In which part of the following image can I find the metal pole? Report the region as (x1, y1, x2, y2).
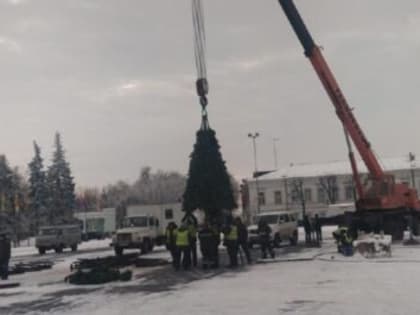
(248, 133, 260, 214)
(273, 138, 279, 170)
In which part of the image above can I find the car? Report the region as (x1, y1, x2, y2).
(35, 224, 82, 254)
(247, 211, 298, 248)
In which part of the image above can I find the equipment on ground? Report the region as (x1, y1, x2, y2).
(277, 0, 420, 240)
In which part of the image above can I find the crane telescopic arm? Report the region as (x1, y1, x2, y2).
(277, 0, 384, 186)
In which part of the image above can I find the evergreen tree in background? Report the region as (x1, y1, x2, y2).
(46, 132, 76, 224)
(0, 155, 15, 214)
(28, 141, 48, 232)
(182, 123, 237, 224)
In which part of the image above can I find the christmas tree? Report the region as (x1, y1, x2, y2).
(183, 117, 237, 223)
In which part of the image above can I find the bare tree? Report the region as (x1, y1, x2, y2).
(318, 175, 339, 204)
(291, 178, 306, 217)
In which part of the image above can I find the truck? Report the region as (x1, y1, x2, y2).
(111, 214, 166, 256)
(277, 0, 420, 240)
(35, 224, 82, 254)
(74, 208, 116, 241)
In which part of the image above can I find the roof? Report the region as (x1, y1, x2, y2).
(256, 211, 298, 216)
(256, 156, 417, 180)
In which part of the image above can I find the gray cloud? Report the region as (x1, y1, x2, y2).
(0, 0, 419, 187)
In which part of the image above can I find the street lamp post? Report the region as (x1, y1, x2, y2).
(248, 132, 260, 214)
(273, 138, 279, 170)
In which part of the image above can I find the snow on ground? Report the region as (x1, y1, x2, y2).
(3, 227, 420, 314)
(12, 238, 113, 259)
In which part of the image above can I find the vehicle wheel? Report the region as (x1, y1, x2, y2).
(290, 230, 298, 246)
(38, 247, 46, 255)
(114, 246, 123, 256)
(55, 246, 63, 253)
(273, 234, 281, 248)
(149, 241, 154, 252)
(71, 244, 78, 252)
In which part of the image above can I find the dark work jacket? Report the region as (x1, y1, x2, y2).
(237, 223, 248, 243)
(198, 227, 213, 250)
(258, 225, 272, 241)
(0, 239, 11, 263)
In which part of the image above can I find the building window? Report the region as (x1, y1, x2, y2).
(345, 186, 354, 200)
(274, 191, 282, 205)
(258, 192, 266, 206)
(304, 188, 312, 202)
(165, 208, 173, 220)
(317, 188, 326, 203)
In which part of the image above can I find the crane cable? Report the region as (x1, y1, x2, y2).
(192, 0, 209, 128)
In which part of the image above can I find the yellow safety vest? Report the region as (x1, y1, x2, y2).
(225, 226, 238, 241)
(176, 229, 190, 246)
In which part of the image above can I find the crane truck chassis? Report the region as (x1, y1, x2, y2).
(277, 0, 420, 240)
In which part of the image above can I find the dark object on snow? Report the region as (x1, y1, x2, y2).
(66, 266, 132, 285)
(0, 282, 20, 289)
(9, 260, 53, 275)
(70, 253, 138, 271)
(67, 254, 169, 285)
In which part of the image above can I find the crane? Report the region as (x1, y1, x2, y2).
(277, 0, 420, 239)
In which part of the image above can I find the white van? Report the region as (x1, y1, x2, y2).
(247, 211, 298, 248)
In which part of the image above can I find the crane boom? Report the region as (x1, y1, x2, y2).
(277, 0, 420, 240)
(278, 0, 384, 180)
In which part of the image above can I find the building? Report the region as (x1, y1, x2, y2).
(244, 156, 420, 221)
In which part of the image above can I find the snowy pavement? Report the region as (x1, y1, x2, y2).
(2, 229, 420, 314)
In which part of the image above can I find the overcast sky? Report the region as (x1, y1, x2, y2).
(0, 0, 419, 188)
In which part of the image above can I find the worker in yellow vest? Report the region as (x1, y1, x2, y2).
(224, 219, 239, 268)
(185, 215, 198, 268)
(174, 222, 191, 270)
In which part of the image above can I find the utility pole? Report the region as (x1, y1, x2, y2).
(248, 132, 260, 214)
(272, 138, 279, 170)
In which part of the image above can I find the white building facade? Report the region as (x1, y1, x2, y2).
(244, 157, 420, 221)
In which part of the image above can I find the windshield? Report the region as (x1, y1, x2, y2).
(256, 215, 279, 225)
(123, 217, 148, 228)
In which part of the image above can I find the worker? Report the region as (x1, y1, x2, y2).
(174, 223, 191, 270)
(198, 221, 213, 269)
(165, 222, 178, 269)
(333, 226, 353, 256)
(258, 220, 275, 259)
(303, 215, 312, 244)
(209, 223, 220, 269)
(185, 216, 198, 268)
(313, 214, 322, 244)
(235, 217, 252, 264)
(223, 219, 239, 268)
(0, 233, 11, 280)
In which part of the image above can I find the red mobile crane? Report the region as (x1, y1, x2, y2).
(277, 0, 420, 239)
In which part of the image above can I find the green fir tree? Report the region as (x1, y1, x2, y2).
(46, 132, 76, 224)
(28, 141, 49, 232)
(182, 120, 237, 223)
